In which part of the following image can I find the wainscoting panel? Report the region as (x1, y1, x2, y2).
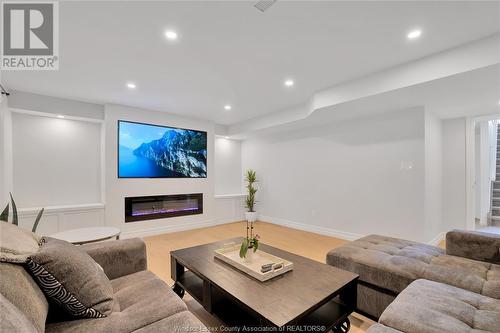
(17, 203, 105, 237)
(18, 214, 59, 236)
(214, 194, 246, 224)
(61, 210, 105, 230)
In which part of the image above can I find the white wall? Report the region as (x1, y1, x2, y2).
(0, 98, 3, 204)
(8, 90, 104, 120)
(242, 109, 428, 242)
(0, 92, 8, 205)
(1, 103, 13, 207)
(11, 112, 102, 207)
(442, 117, 468, 232)
(104, 104, 218, 237)
(424, 111, 443, 242)
(214, 137, 245, 223)
(214, 195, 246, 224)
(215, 137, 243, 194)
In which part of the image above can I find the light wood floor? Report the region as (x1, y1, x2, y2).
(144, 221, 376, 332)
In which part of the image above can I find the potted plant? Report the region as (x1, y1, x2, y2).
(1, 193, 44, 232)
(239, 233, 259, 261)
(240, 170, 259, 260)
(244, 169, 258, 223)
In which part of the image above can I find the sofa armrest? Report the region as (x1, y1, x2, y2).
(446, 230, 500, 265)
(80, 238, 147, 280)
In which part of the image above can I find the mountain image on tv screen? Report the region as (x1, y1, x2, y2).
(118, 120, 207, 178)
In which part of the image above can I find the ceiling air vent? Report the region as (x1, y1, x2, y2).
(254, 0, 277, 13)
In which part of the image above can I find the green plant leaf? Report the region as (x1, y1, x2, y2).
(239, 238, 249, 258)
(244, 170, 258, 212)
(245, 195, 255, 212)
(245, 169, 257, 184)
(10, 193, 18, 226)
(32, 208, 44, 233)
(253, 239, 259, 252)
(0, 203, 9, 222)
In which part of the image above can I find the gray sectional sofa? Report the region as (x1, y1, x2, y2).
(327, 229, 500, 333)
(0, 238, 207, 333)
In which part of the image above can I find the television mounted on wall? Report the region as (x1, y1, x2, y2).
(118, 120, 207, 178)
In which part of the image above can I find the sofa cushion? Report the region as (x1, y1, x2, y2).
(0, 222, 42, 263)
(326, 234, 500, 299)
(446, 230, 500, 265)
(357, 281, 397, 319)
(25, 237, 114, 319)
(0, 294, 37, 333)
(366, 324, 404, 333)
(45, 270, 190, 333)
(0, 262, 48, 333)
(424, 254, 500, 299)
(379, 279, 500, 333)
(80, 238, 147, 280)
(131, 311, 206, 333)
(111, 270, 186, 315)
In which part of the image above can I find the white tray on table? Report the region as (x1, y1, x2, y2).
(214, 243, 293, 282)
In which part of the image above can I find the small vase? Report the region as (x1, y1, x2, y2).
(245, 211, 258, 223)
(244, 247, 255, 263)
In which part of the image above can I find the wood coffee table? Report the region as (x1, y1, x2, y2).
(170, 238, 358, 332)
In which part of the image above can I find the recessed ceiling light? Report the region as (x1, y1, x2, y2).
(224, 136, 230, 139)
(56, 115, 65, 119)
(165, 30, 178, 41)
(407, 29, 422, 40)
(224, 105, 232, 111)
(284, 79, 294, 87)
(126, 82, 136, 89)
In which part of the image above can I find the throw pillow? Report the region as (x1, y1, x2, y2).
(0, 222, 42, 263)
(25, 237, 114, 319)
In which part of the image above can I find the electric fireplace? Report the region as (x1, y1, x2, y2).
(125, 193, 203, 222)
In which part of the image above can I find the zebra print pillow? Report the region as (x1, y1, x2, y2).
(24, 237, 114, 319)
(25, 259, 105, 318)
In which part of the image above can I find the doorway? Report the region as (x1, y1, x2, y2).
(472, 118, 500, 233)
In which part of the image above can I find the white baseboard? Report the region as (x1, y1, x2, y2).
(428, 231, 446, 246)
(259, 215, 364, 241)
(215, 217, 245, 224)
(120, 213, 447, 246)
(120, 218, 232, 239)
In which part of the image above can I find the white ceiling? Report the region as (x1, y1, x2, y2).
(3, 1, 500, 125)
(230, 64, 500, 138)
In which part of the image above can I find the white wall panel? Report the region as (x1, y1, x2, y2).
(215, 137, 243, 194)
(12, 112, 102, 207)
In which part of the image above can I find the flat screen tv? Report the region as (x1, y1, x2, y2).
(118, 120, 207, 178)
